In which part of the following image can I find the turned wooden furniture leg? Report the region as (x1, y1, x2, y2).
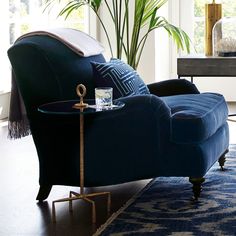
(189, 177, 205, 200)
(36, 185, 52, 201)
(218, 149, 228, 171)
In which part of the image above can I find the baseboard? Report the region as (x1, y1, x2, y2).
(0, 91, 10, 120)
(227, 102, 236, 115)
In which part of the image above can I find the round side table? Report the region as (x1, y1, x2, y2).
(38, 99, 124, 223)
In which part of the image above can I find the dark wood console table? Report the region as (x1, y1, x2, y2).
(177, 55, 236, 82)
(177, 55, 236, 117)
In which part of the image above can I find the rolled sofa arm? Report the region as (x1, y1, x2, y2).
(91, 94, 171, 122)
(83, 94, 172, 185)
(147, 79, 200, 97)
(86, 94, 171, 147)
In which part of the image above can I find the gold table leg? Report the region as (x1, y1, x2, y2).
(52, 112, 111, 223)
(52, 191, 111, 223)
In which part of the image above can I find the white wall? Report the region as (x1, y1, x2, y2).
(155, 1, 170, 82)
(138, 33, 156, 84)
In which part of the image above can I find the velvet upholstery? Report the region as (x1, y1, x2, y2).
(147, 79, 200, 96)
(8, 34, 229, 200)
(162, 93, 228, 143)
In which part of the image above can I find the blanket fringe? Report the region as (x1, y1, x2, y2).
(8, 117, 31, 139)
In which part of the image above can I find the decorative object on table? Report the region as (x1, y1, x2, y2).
(94, 145, 236, 236)
(213, 17, 236, 56)
(95, 87, 113, 109)
(45, 0, 190, 69)
(91, 58, 150, 99)
(73, 84, 88, 109)
(205, 0, 222, 56)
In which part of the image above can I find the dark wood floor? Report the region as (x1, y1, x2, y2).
(0, 123, 150, 236)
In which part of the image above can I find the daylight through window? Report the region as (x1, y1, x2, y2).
(1, 0, 88, 92)
(194, 0, 236, 54)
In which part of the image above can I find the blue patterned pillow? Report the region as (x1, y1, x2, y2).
(91, 58, 150, 99)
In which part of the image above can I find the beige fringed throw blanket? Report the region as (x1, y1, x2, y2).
(8, 28, 104, 139)
(8, 70, 31, 139)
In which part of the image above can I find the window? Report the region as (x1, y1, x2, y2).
(194, 0, 236, 54)
(1, 0, 89, 92)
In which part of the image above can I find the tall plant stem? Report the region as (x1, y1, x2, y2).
(94, 10, 114, 57)
(136, 33, 149, 68)
(104, 0, 115, 21)
(112, 0, 121, 58)
(118, 0, 123, 58)
(124, 0, 130, 61)
(136, 24, 165, 67)
(130, 0, 146, 68)
(104, 0, 123, 58)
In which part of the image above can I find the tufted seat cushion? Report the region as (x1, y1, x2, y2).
(161, 93, 228, 144)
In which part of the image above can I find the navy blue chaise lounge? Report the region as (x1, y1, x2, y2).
(7, 30, 229, 201)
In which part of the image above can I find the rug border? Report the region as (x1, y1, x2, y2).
(93, 179, 155, 236)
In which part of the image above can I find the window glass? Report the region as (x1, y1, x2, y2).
(1, 0, 88, 92)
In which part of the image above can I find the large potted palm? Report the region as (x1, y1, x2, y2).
(45, 0, 190, 69)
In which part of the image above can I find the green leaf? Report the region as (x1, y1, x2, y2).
(58, 2, 83, 19)
(91, 0, 103, 12)
(141, 0, 167, 26)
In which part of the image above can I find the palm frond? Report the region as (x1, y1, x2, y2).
(164, 23, 191, 52)
(43, 0, 58, 13)
(141, 0, 167, 26)
(44, 0, 191, 69)
(58, 1, 84, 19)
(90, 0, 103, 12)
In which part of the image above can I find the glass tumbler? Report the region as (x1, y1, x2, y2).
(95, 87, 113, 109)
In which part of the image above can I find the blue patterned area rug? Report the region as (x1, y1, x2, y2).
(94, 144, 236, 236)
